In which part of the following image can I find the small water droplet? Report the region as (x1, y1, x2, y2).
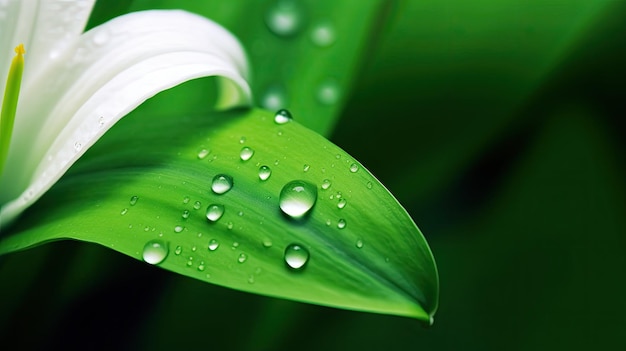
(208, 239, 219, 251)
(193, 201, 202, 210)
(284, 244, 309, 270)
(303, 164, 310, 172)
(325, 219, 331, 226)
(349, 163, 359, 173)
(321, 179, 331, 190)
(248, 275, 255, 284)
(120, 208, 128, 215)
(144, 226, 150, 232)
(337, 219, 346, 229)
(310, 21, 336, 47)
(129, 196, 139, 206)
(174, 246, 182, 255)
(183, 196, 190, 204)
(197, 261, 206, 271)
(238, 210, 244, 217)
(186, 257, 194, 267)
(240, 146, 254, 161)
(279, 180, 318, 219)
(197, 148, 210, 159)
(366, 181, 373, 189)
(262, 239, 273, 248)
(205, 204, 225, 222)
(258, 165, 272, 181)
(142, 240, 168, 265)
(239, 136, 247, 144)
(227, 221, 234, 230)
(211, 174, 233, 194)
(337, 198, 347, 209)
(274, 109, 293, 124)
(73, 141, 82, 152)
(317, 79, 340, 105)
(181, 210, 190, 219)
(265, 1, 303, 37)
(191, 246, 197, 252)
(174, 225, 184, 233)
(356, 238, 364, 249)
(232, 241, 240, 249)
(238, 252, 248, 263)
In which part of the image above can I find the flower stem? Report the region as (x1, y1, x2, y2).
(0, 44, 25, 176)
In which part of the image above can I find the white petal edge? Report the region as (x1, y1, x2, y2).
(0, 0, 95, 99)
(0, 10, 251, 226)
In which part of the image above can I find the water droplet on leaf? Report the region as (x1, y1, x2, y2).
(238, 252, 248, 263)
(142, 240, 168, 265)
(279, 180, 318, 218)
(337, 219, 346, 229)
(321, 179, 331, 190)
(274, 109, 293, 124)
(337, 198, 347, 209)
(258, 165, 272, 181)
(208, 239, 219, 251)
(197, 148, 210, 159)
(129, 196, 138, 206)
(284, 244, 309, 270)
(206, 204, 225, 222)
(349, 163, 359, 173)
(240, 146, 254, 161)
(212, 174, 233, 194)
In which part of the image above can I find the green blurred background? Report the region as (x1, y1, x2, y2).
(1, 0, 624, 349)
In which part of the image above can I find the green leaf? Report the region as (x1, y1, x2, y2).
(0, 96, 438, 321)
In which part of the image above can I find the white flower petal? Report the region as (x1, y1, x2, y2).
(0, 10, 251, 225)
(1, 0, 95, 97)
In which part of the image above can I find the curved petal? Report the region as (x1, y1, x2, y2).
(0, 10, 251, 225)
(0, 0, 95, 97)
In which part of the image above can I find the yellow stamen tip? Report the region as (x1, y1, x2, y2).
(14, 44, 25, 56)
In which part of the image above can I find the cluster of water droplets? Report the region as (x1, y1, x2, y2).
(138, 108, 376, 281)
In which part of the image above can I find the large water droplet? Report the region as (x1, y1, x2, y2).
(265, 1, 303, 37)
(240, 146, 254, 161)
(142, 240, 168, 265)
(206, 204, 225, 222)
(274, 109, 292, 124)
(212, 174, 233, 194)
(310, 21, 336, 47)
(129, 195, 138, 206)
(284, 244, 309, 270)
(279, 180, 318, 218)
(258, 165, 272, 181)
(208, 239, 219, 251)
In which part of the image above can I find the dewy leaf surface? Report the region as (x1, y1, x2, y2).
(0, 105, 438, 321)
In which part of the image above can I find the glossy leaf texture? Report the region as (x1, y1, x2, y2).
(0, 101, 438, 321)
